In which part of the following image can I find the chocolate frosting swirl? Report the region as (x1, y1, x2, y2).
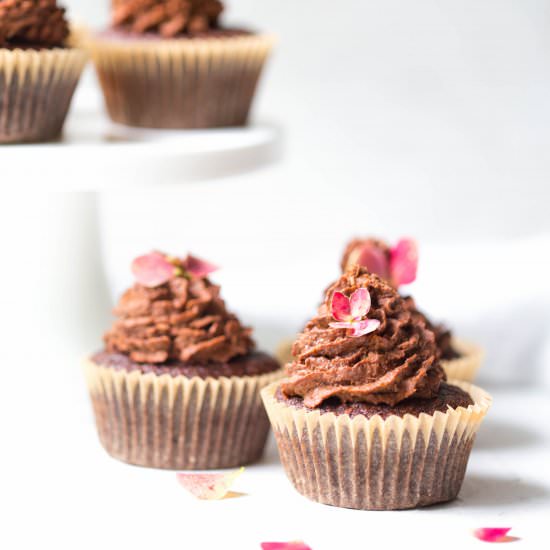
(0, 0, 69, 48)
(104, 275, 254, 364)
(281, 267, 445, 408)
(112, 0, 224, 38)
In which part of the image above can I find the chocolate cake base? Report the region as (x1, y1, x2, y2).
(92, 350, 280, 379)
(277, 382, 473, 419)
(98, 27, 252, 42)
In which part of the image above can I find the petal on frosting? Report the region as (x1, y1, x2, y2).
(184, 254, 219, 278)
(473, 528, 512, 543)
(349, 288, 371, 319)
(176, 468, 244, 500)
(354, 243, 390, 278)
(351, 318, 380, 337)
(261, 543, 312, 550)
(331, 291, 352, 321)
(390, 238, 418, 286)
(131, 251, 175, 287)
(329, 321, 353, 330)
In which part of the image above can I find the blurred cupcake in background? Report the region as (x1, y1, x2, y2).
(340, 237, 484, 381)
(90, 0, 274, 129)
(0, 0, 87, 143)
(84, 251, 281, 470)
(263, 267, 491, 510)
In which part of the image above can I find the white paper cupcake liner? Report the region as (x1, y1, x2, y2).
(84, 358, 282, 469)
(262, 380, 491, 510)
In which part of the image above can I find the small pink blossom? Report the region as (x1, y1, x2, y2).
(473, 528, 513, 543)
(260, 543, 312, 550)
(176, 468, 243, 500)
(132, 251, 218, 287)
(132, 251, 175, 287)
(350, 237, 418, 287)
(389, 238, 418, 286)
(183, 254, 219, 278)
(329, 288, 380, 337)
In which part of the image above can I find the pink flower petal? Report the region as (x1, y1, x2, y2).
(131, 251, 175, 287)
(351, 318, 380, 337)
(390, 238, 418, 286)
(329, 319, 380, 337)
(354, 244, 390, 279)
(183, 254, 219, 278)
(329, 321, 353, 330)
(331, 291, 352, 322)
(261, 543, 312, 550)
(176, 468, 243, 500)
(349, 288, 371, 320)
(473, 528, 512, 543)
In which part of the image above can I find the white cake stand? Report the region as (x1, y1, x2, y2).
(1, 83, 282, 190)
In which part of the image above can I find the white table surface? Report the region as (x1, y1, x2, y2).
(3, 348, 549, 550)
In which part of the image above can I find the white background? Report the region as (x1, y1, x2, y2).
(2, 1, 550, 549)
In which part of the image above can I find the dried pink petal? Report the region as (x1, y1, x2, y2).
(176, 468, 243, 500)
(354, 243, 390, 279)
(350, 318, 380, 337)
(329, 321, 353, 330)
(331, 291, 352, 322)
(330, 319, 380, 336)
(473, 528, 512, 543)
(349, 287, 371, 319)
(260, 543, 312, 550)
(183, 254, 219, 278)
(390, 238, 418, 286)
(131, 251, 175, 287)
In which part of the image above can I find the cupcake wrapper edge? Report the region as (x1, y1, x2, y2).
(0, 40, 87, 143)
(90, 34, 274, 129)
(84, 358, 282, 470)
(261, 380, 491, 510)
(443, 338, 485, 382)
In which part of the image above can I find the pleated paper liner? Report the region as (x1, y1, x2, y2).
(277, 337, 485, 382)
(84, 358, 283, 470)
(90, 33, 274, 129)
(275, 338, 293, 366)
(0, 31, 88, 144)
(261, 380, 491, 510)
(442, 338, 485, 382)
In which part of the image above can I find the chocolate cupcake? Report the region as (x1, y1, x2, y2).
(262, 267, 491, 510)
(90, 0, 273, 129)
(340, 237, 484, 381)
(0, 1, 87, 143)
(84, 251, 281, 469)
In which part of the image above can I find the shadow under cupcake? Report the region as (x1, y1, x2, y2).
(0, 0, 87, 143)
(84, 251, 281, 470)
(263, 267, 491, 510)
(90, 0, 274, 129)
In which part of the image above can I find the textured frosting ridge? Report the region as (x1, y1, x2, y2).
(111, 0, 224, 37)
(282, 267, 445, 408)
(104, 274, 254, 364)
(0, 0, 69, 48)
